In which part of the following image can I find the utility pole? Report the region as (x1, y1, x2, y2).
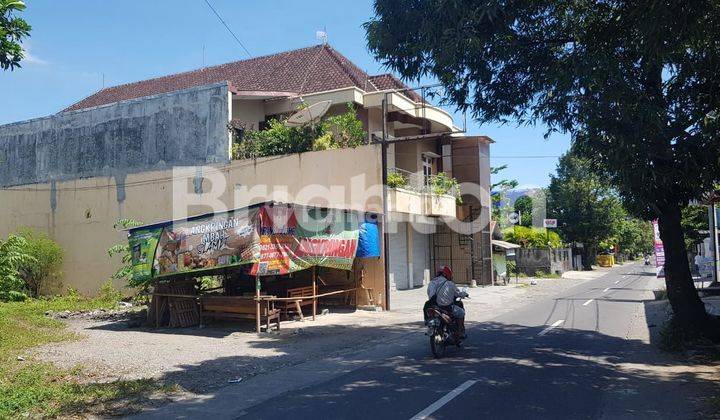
(712, 202, 719, 285)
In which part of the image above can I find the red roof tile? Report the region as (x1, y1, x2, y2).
(63, 45, 417, 112)
(368, 73, 423, 102)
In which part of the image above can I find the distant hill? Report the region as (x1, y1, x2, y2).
(492, 187, 544, 208)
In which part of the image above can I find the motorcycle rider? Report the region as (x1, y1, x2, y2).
(426, 266, 467, 338)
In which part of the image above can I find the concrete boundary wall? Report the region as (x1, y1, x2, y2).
(0, 82, 231, 188)
(0, 145, 384, 297)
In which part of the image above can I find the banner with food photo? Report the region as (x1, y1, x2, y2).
(127, 203, 362, 281)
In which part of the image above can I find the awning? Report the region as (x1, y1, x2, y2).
(492, 240, 521, 250)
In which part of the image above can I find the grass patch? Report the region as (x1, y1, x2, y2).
(0, 292, 171, 418)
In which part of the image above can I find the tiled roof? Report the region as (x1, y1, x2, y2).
(63, 45, 417, 112)
(368, 73, 423, 102)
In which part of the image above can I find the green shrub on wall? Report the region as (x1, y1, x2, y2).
(386, 171, 408, 188)
(503, 226, 563, 249)
(108, 218, 145, 293)
(430, 172, 462, 204)
(0, 234, 35, 301)
(16, 228, 64, 298)
(231, 103, 367, 159)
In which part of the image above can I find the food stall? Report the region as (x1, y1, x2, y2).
(127, 202, 381, 332)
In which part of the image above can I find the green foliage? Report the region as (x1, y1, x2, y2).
(616, 218, 654, 257)
(321, 103, 367, 149)
(386, 171, 407, 188)
(430, 171, 462, 203)
(547, 152, 624, 258)
(0, 0, 31, 71)
(491, 165, 518, 221)
(0, 234, 35, 301)
(311, 133, 334, 151)
(97, 280, 122, 304)
(232, 103, 367, 159)
(233, 118, 322, 159)
(366, 1, 720, 217)
(513, 195, 533, 227)
(681, 204, 710, 251)
(505, 260, 516, 275)
(108, 219, 145, 291)
(502, 226, 562, 249)
(15, 228, 63, 298)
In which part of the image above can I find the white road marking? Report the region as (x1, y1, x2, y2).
(409, 380, 477, 420)
(614, 280, 620, 284)
(538, 319, 565, 336)
(603, 287, 611, 292)
(582, 299, 594, 306)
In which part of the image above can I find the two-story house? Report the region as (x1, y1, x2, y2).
(0, 44, 492, 309)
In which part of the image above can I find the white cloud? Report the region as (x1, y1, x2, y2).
(21, 45, 47, 65)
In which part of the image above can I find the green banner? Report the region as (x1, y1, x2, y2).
(127, 204, 361, 282)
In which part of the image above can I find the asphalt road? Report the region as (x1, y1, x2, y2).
(233, 262, 713, 419)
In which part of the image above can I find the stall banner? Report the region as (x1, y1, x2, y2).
(128, 228, 163, 281)
(652, 220, 665, 278)
(128, 204, 361, 281)
(251, 205, 359, 275)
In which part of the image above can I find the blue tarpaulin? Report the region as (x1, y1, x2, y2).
(356, 216, 380, 258)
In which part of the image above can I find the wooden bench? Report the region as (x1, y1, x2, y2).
(276, 286, 315, 320)
(200, 296, 280, 332)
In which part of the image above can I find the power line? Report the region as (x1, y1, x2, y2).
(203, 0, 252, 58)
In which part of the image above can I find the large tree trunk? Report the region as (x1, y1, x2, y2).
(581, 245, 596, 270)
(657, 202, 710, 336)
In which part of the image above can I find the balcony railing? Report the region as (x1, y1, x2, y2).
(387, 167, 458, 197)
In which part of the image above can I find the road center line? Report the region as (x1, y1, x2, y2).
(538, 319, 565, 336)
(409, 380, 477, 420)
(582, 299, 594, 306)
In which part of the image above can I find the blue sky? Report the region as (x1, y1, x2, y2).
(0, 0, 570, 187)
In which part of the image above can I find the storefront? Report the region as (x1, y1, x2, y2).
(127, 202, 382, 332)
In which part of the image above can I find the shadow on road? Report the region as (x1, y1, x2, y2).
(129, 320, 718, 418)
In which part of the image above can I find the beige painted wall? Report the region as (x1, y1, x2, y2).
(231, 99, 266, 130)
(0, 145, 384, 296)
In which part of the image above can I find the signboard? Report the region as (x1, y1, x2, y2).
(652, 220, 665, 278)
(128, 204, 362, 282)
(543, 219, 558, 228)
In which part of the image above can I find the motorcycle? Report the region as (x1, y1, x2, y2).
(425, 288, 468, 358)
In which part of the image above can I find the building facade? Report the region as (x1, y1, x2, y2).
(0, 44, 493, 308)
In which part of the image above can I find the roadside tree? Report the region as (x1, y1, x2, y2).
(546, 152, 623, 269)
(0, 0, 31, 70)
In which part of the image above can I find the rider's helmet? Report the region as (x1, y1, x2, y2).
(440, 265, 453, 280)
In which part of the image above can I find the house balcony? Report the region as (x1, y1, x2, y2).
(386, 168, 457, 218)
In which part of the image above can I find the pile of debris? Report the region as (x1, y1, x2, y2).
(47, 302, 147, 327)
